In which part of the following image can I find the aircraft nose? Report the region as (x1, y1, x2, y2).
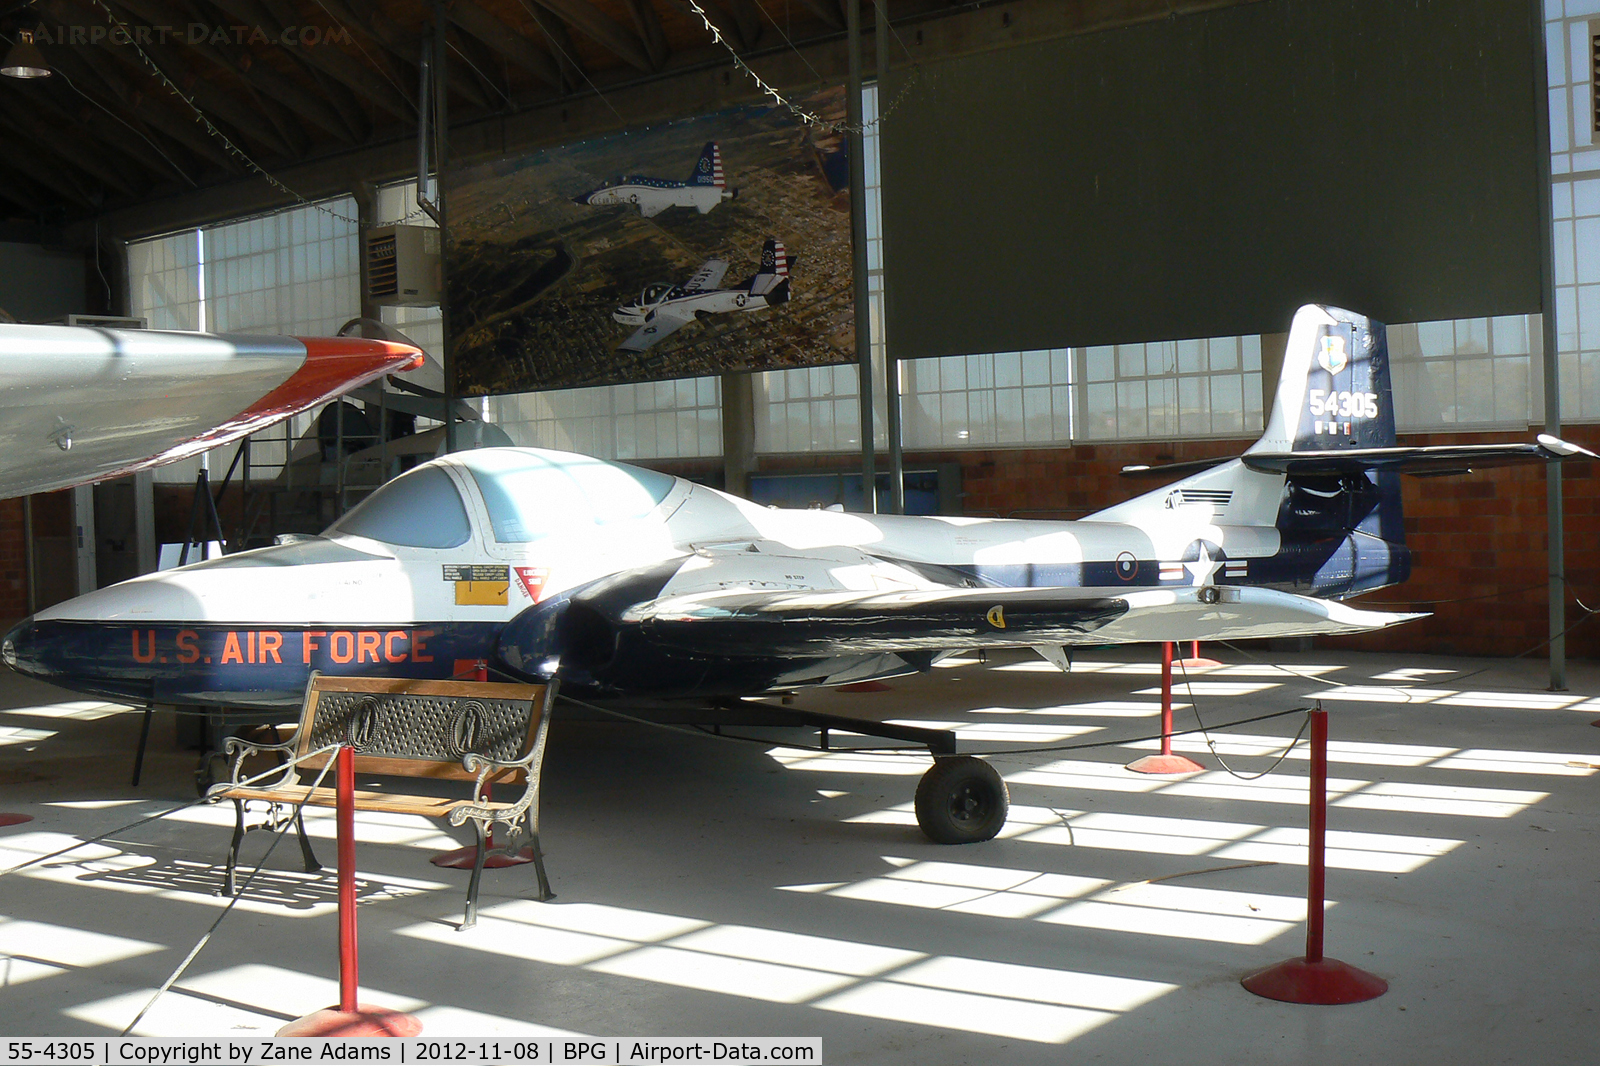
(3, 618, 39, 677)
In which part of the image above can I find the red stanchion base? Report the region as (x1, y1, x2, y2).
(429, 845, 535, 869)
(276, 1005, 423, 1037)
(1175, 657, 1223, 669)
(1241, 956, 1388, 1004)
(0, 814, 33, 827)
(1125, 753, 1206, 775)
(838, 681, 892, 692)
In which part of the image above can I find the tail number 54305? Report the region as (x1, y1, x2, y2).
(1308, 389, 1378, 419)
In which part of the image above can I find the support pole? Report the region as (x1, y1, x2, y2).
(1532, 0, 1565, 690)
(876, 0, 903, 516)
(1126, 642, 1204, 775)
(434, 2, 456, 456)
(1242, 703, 1387, 1004)
(847, 0, 875, 513)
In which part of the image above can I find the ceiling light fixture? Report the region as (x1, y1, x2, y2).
(2, 30, 51, 79)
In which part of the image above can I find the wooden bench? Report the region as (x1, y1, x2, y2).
(209, 674, 557, 928)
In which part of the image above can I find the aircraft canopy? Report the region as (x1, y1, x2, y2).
(459, 448, 677, 543)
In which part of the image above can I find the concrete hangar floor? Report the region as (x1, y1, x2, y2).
(0, 646, 1596, 1063)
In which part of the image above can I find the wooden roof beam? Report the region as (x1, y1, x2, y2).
(792, 0, 845, 31)
(43, 0, 297, 157)
(714, 0, 765, 50)
(112, 0, 355, 143)
(617, 0, 669, 70)
(38, 41, 241, 172)
(529, 0, 654, 73)
(0, 108, 131, 198)
(521, 2, 590, 90)
(254, 0, 418, 123)
(668, 0, 748, 54)
(315, 0, 492, 110)
(448, 1, 563, 92)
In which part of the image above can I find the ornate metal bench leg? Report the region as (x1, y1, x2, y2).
(528, 832, 554, 902)
(295, 808, 321, 874)
(225, 798, 245, 897)
(461, 820, 486, 931)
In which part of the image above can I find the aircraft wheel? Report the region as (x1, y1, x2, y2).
(194, 750, 227, 796)
(915, 756, 1008, 844)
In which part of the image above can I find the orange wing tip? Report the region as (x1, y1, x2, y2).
(295, 335, 426, 373)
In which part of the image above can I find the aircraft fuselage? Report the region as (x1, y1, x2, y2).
(3, 454, 1406, 710)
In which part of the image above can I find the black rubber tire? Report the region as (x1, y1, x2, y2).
(915, 756, 1009, 844)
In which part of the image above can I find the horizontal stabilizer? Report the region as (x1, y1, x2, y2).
(1243, 434, 1596, 476)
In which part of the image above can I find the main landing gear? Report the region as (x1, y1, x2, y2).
(755, 706, 1010, 844)
(915, 756, 1010, 844)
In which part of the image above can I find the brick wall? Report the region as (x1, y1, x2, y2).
(0, 497, 23, 620)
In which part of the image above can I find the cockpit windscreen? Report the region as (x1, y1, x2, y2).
(465, 451, 676, 543)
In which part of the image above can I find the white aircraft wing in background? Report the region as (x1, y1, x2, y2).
(619, 310, 697, 353)
(0, 322, 423, 498)
(682, 260, 729, 292)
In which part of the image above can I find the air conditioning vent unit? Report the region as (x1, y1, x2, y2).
(45, 314, 148, 328)
(364, 224, 440, 306)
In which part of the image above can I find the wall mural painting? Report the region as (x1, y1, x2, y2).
(445, 88, 855, 394)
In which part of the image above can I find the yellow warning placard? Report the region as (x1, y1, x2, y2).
(444, 564, 509, 606)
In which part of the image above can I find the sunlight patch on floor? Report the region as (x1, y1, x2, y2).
(396, 898, 1179, 1044)
(0, 700, 133, 721)
(769, 752, 932, 776)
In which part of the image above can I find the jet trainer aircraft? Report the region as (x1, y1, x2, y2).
(0, 320, 424, 498)
(6, 305, 1591, 842)
(574, 142, 739, 218)
(614, 238, 792, 352)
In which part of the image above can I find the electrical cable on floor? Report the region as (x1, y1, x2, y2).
(119, 752, 337, 1036)
(0, 743, 342, 880)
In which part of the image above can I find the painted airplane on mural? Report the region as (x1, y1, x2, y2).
(574, 142, 739, 218)
(613, 237, 792, 352)
(5, 305, 1592, 840)
(0, 319, 423, 499)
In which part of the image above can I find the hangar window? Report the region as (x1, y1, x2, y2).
(462, 450, 676, 543)
(328, 465, 471, 548)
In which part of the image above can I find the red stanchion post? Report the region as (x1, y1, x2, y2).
(1305, 705, 1328, 964)
(277, 743, 422, 1037)
(337, 744, 358, 1013)
(1241, 702, 1387, 1004)
(1161, 641, 1174, 757)
(1127, 642, 1205, 775)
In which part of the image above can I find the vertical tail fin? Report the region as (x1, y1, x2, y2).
(1248, 304, 1396, 456)
(689, 142, 724, 187)
(747, 239, 792, 299)
(1248, 305, 1407, 591)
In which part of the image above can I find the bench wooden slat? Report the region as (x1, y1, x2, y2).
(220, 784, 519, 819)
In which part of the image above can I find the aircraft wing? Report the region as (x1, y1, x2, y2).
(622, 584, 1424, 658)
(618, 311, 696, 353)
(0, 323, 423, 498)
(682, 259, 729, 292)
